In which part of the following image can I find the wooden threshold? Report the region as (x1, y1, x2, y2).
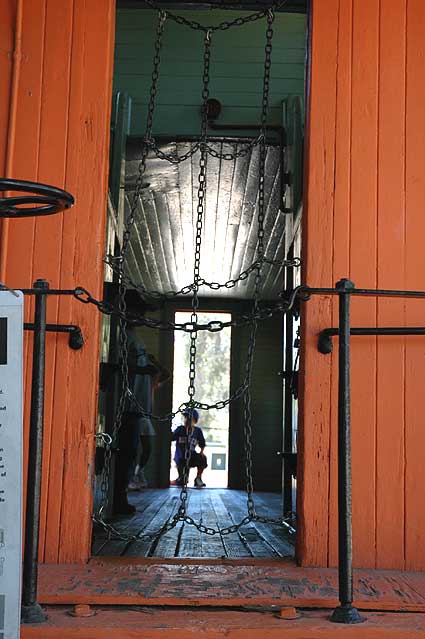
(38, 559, 425, 612)
(21, 607, 425, 639)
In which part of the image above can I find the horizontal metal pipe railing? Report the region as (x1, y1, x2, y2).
(318, 327, 425, 354)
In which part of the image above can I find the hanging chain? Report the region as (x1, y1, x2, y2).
(242, 7, 274, 521)
(145, 136, 264, 165)
(141, 0, 289, 33)
(75, 284, 301, 332)
(92, 5, 298, 542)
(177, 29, 212, 516)
(104, 252, 300, 301)
(145, 139, 201, 164)
(203, 136, 264, 160)
(94, 9, 167, 530)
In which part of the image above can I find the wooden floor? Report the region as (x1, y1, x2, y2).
(92, 488, 295, 559)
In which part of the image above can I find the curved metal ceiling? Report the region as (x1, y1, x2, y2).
(124, 138, 287, 299)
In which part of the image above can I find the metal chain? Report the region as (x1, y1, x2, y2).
(145, 139, 200, 164)
(241, 8, 274, 521)
(141, 0, 288, 33)
(94, 9, 167, 529)
(104, 252, 300, 301)
(177, 29, 212, 515)
(92, 284, 300, 541)
(145, 136, 264, 165)
(203, 136, 264, 161)
(124, 376, 249, 422)
(92, 5, 297, 541)
(75, 284, 301, 332)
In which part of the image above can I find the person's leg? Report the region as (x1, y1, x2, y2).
(192, 452, 207, 487)
(113, 414, 138, 513)
(173, 462, 185, 485)
(139, 435, 152, 469)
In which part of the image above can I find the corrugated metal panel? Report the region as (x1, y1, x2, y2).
(124, 138, 286, 299)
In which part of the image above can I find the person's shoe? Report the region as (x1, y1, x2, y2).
(127, 480, 141, 491)
(194, 477, 206, 488)
(136, 469, 148, 488)
(170, 477, 184, 487)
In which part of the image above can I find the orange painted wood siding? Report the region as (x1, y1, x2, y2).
(299, 0, 425, 570)
(0, 0, 115, 562)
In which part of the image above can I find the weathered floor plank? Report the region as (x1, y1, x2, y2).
(38, 562, 425, 612)
(92, 489, 295, 559)
(220, 490, 294, 558)
(21, 607, 425, 639)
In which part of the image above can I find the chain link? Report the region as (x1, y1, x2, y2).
(203, 136, 264, 160)
(145, 138, 201, 164)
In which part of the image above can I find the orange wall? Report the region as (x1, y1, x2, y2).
(2, 0, 425, 571)
(299, 0, 425, 570)
(0, 0, 115, 562)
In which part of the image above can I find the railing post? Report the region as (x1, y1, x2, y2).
(330, 278, 363, 624)
(21, 279, 49, 623)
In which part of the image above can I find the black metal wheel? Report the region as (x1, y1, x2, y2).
(0, 178, 74, 218)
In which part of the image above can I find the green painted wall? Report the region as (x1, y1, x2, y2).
(114, 8, 307, 136)
(229, 314, 283, 492)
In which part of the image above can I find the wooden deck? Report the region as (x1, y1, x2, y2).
(92, 488, 295, 559)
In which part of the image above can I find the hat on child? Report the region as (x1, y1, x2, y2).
(183, 408, 199, 422)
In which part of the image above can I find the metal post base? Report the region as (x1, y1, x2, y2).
(21, 602, 47, 624)
(330, 604, 364, 624)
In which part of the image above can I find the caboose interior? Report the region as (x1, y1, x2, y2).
(92, 0, 308, 560)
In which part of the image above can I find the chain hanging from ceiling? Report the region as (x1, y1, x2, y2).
(82, 2, 301, 542)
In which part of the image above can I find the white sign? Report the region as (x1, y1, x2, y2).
(0, 291, 24, 639)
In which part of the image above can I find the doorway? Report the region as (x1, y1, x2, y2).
(171, 311, 232, 488)
(92, 0, 307, 560)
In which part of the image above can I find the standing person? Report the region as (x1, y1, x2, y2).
(171, 409, 207, 488)
(128, 352, 170, 490)
(113, 322, 159, 514)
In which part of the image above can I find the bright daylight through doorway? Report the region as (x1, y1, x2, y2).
(171, 311, 231, 488)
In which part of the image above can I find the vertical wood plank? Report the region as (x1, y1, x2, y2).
(58, 0, 115, 562)
(404, 0, 425, 571)
(0, 0, 16, 278)
(43, 0, 83, 563)
(4, 0, 47, 549)
(34, 0, 74, 561)
(0, 1, 15, 175)
(327, 0, 353, 567)
(375, 0, 406, 570)
(347, 0, 379, 568)
(297, 0, 338, 566)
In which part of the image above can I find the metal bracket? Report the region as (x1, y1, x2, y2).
(24, 323, 84, 350)
(318, 326, 425, 355)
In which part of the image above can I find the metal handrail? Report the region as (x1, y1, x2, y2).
(318, 326, 425, 355)
(307, 280, 425, 624)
